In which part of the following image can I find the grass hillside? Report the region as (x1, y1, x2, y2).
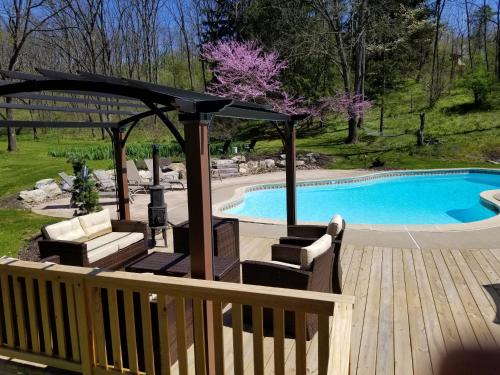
(0, 82, 499, 256)
(258, 82, 500, 169)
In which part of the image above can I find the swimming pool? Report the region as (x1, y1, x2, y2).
(224, 170, 500, 225)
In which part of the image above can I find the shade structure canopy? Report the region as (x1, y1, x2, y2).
(0, 69, 307, 374)
(0, 69, 306, 126)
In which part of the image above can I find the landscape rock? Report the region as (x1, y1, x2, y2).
(40, 182, 62, 198)
(239, 164, 248, 174)
(296, 160, 305, 166)
(167, 163, 186, 179)
(280, 154, 286, 160)
(19, 189, 47, 204)
(231, 155, 246, 163)
(306, 152, 320, 159)
(35, 178, 54, 189)
(246, 161, 260, 171)
(263, 159, 275, 168)
(276, 160, 286, 168)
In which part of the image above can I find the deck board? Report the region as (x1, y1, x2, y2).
(232, 238, 500, 374)
(140, 236, 496, 374)
(3, 234, 500, 375)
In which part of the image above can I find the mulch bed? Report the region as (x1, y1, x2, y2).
(18, 234, 42, 262)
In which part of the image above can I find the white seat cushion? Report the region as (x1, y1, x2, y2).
(45, 218, 88, 242)
(86, 232, 144, 263)
(87, 242, 119, 263)
(300, 234, 332, 270)
(270, 260, 301, 269)
(78, 210, 112, 240)
(326, 214, 344, 238)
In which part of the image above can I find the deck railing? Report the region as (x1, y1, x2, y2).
(0, 258, 354, 375)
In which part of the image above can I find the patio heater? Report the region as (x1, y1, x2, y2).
(148, 144, 168, 247)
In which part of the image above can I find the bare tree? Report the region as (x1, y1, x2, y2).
(0, 0, 63, 151)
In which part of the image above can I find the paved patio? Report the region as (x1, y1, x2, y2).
(33, 169, 500, 249)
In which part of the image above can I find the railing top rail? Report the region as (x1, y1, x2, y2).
(0, 259, 354, 315)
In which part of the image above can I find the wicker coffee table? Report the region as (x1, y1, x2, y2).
(125, 252, 240, 283)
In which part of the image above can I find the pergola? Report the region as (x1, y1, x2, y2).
(0, 70, 307, 369)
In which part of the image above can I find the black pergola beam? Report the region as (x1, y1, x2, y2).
(4, 92, 148, 109)
(0, 102, 136, 116)
(0, 120, 120, 129)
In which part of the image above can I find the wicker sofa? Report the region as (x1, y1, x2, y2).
(38, 210, 148, 269)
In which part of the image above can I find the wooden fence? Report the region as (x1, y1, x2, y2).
(0, 258, 354, 374)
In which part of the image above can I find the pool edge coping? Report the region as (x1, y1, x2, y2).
(212, 168, 500, 232)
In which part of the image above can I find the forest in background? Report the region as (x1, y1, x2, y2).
(1, 0, 500, 158)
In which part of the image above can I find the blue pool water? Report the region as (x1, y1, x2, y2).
(225, 171, 500, 224)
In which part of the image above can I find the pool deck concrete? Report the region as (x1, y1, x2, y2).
(33, 169, 500, 249)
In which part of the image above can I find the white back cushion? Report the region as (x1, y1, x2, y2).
(78, 210, 112, 240)
(326, 214, 344, 238)
(300, 234, 332, 270)
(45, 218, 88, 242)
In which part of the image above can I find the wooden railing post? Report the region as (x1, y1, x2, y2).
(328, 303, 354, 375)
(74, 278, 95, 375)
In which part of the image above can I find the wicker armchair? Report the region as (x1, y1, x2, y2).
(280, 217, 346, 294)
(241, 237, 337, 340)
(173, 217, 239, 258)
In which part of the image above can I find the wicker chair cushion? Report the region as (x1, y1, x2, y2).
(270, 260, 301, 269)
(326, 214, 344, 238)
(78, 210, 112, 240)
(300, 234, 332, 270)
(86, 232, 143, 251)
(44, 218, 88, 242)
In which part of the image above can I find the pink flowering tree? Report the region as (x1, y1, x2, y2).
(201, 40, 302, 114)
(315, 92, 373, 121)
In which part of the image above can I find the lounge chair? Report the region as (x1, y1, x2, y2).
(241, 230, 341, 340)
(93, 170, 116, 192)
(144, 159, 185, 190)
(127, 160, 153, 196)
(94, 168, 143, 202)
(58, 171, 75, 191)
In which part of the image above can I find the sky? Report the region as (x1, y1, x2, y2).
(441, 0, 499, 30)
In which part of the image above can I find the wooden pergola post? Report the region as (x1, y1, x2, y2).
(285, 121, 297, 225)
(112, 128, 130, 220)
(180, 112, 216, 374)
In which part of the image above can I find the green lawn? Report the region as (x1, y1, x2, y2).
(0, 209, 61, 257)
(0, 82, 499, 257)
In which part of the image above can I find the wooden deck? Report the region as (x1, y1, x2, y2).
(2, 235, 500, 374)
(237, 236, 500, 374)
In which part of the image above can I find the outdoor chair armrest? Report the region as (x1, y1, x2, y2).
(278, 236, 317, 247)
(287, 224, 326, 239)
(241, 260, 310, 290)
(271, 243, 304, 265)
(40, 255, 61, 264)
(112, 220, 147, 234)
(38, 240, 88, 266)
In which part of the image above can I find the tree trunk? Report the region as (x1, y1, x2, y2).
(465, 0, 473, 68)
(346, 117, 358, 144)
(417, 112, 425, 146)
(6, 97, 16, 151)
(483, 0, 489, 71)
